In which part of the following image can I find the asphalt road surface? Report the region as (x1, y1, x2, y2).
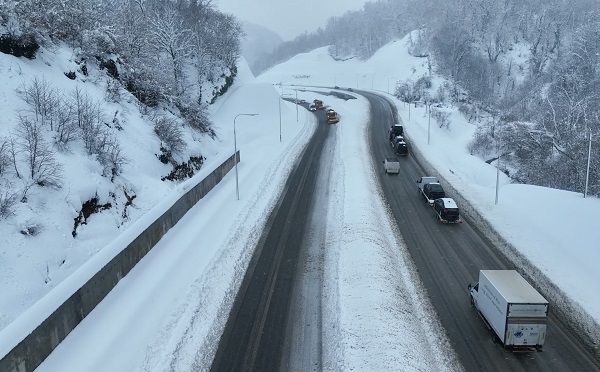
(210, 107, 331, 372)
(361, 90, 600, 371)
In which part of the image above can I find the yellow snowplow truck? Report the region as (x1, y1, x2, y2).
(313, 99, 324, 110)
(326, 108, 339, 124)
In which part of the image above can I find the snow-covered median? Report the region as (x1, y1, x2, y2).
(322, 95, 460, 371)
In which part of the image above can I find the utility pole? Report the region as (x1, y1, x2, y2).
(427, 102, 431, 145)
(585, 132, 592, 198)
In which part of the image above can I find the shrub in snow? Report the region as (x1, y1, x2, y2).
(157, 147, 172, 165)
(210, 66, 237, 104)
(124, 73, 161, 109)
(14, 115, 63, 189)
(0, 182, 17, 218)
(98, 58, 119, 79)
(19, 221, 44, 236)
(154, 117, 186, 156)
(435, 83, 450, 104)
(72, 196, 112, 237)
(95, 135, 127, 183)
(64, 71, 77, 80)
(431, 108, 451, 129)
(395, 77, 431, 103)
(17, 76, 59, 128)
(161, 155, 204, 182)
(105, 79, 122, 103)
(0, 33, 39, 59)
(175, 101, 215, 137)
(0, 137, 10, 176)
(415, 76, 432, 91)
(52, 101, 78, 151)
(467, 126, 495, 157)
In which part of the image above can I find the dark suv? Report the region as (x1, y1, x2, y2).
(388, 124, 404, 141)
(433, 198, 461, 224)
(394, 139, 408, 156)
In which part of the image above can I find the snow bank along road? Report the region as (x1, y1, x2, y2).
(362, 90, 600, 371)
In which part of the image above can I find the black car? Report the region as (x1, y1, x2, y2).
(394, 140, 408, 156)
(391, 135, 404, 147)
(433, 198, 461, 224)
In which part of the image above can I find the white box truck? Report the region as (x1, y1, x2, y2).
(468, 270, 548, 351)
(383, 157, 400, 174)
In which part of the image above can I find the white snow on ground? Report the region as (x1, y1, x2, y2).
(1, 31, 599, 370)
(321, 95, 456, 370)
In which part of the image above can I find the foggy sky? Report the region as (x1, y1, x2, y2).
(215, 0, 371, 41)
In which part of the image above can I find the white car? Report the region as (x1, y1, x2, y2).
(309, 104, 317, 111)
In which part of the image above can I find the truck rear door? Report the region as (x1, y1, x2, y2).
(505, 322, 547, 347)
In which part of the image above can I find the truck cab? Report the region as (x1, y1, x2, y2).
(326, 108, 339, 124)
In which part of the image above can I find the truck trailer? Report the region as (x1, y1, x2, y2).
(468, 270, 548, 351)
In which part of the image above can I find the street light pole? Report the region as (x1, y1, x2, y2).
(495, 137, 501, 205)
(234, 113, 258, 200)
(279, 92, 293, 142)
(295, 89, 298, 122)
(427, 102, 431, 145)
(585, 132, 592, 198)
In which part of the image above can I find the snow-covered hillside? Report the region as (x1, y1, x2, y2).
(0, 44, 223, 330)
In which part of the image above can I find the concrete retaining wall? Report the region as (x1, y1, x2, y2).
(0, 151, 239, 372)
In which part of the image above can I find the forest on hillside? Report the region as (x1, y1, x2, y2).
(0, 0, 243, 216)
(0, 0, 242, 126)
(258, 0, 600, 196)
